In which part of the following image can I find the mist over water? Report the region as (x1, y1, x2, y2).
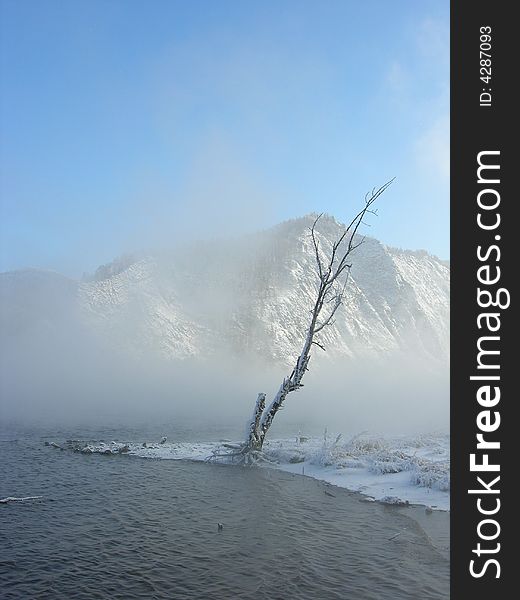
(1, 304, 447, 436)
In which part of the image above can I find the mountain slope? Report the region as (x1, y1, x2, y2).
(75, 214, 449, 364)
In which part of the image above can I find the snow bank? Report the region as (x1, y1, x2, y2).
(264, 433, 449, 510)
(55, 432, 449, 510)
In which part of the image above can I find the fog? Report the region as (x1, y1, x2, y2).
(1, 201, 448, 437)
(0, 303, 448, 436)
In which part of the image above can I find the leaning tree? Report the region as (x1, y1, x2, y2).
(211, 180, 394, 465)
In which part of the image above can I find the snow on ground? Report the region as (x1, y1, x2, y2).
(265, 433, 449, 511)
(57, 432, 449, 511)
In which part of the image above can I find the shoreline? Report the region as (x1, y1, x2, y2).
(260, 433, 450, 510)
(401, 504, 450, 559)
(263, 464, 450, 560)
(47, 434, 450, 511)
(273, 459, 450, 510)
(268, 450, 449, 511)
(42, 437, 451, 558)
(272, 461, 450, 558)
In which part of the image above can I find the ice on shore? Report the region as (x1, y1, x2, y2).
(56, 432, 449, 511)
(263, 433, 449, 510)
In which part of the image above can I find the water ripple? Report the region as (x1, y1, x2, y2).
(0, 436, 448, 599)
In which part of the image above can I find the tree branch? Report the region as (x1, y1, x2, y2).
(239, 178, 395, 459)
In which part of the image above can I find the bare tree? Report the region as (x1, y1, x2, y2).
(210, 180, 394, 465)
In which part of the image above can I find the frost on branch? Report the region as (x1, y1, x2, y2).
(210, 180, 394, 466)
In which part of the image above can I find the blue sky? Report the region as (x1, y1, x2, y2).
(0, 0, 449, 276)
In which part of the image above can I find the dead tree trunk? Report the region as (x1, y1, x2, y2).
(210, 180, 393, 465)
(247, 393, 266, 451)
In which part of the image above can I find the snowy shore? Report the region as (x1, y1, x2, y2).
(55, 432, 449, 511)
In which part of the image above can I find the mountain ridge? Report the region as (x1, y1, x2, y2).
(1, 215, 450, 366)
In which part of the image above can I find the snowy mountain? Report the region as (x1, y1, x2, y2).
(1, 215, 449, 366)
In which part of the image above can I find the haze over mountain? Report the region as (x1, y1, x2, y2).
(0, 215, 449, 430)
(2, 215, 449, 363)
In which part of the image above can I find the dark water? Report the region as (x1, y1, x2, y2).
(1, 427, 449, 599)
